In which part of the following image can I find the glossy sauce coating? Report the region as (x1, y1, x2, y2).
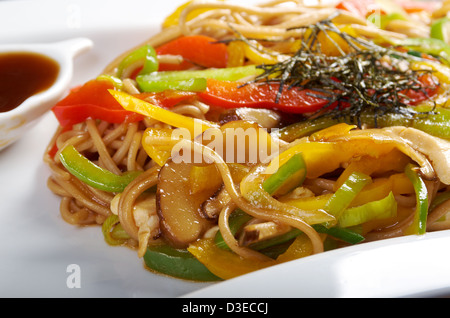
(0, 52, 59, 113)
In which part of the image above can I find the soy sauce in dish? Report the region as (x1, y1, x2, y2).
(0, 52, 59, 113)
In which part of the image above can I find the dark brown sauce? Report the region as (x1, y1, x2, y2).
(0, 52, 59, 113)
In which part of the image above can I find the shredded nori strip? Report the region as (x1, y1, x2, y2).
(235, 14, 439, 127)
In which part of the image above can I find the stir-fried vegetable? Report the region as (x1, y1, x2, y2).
(404, 163, 429, 235)
(102, 214, 130, 246)
(262, 153, 307, 196)
(59, 145, 142, 192)
(52, 80, 143, 127)
(430, 17, 450, 43)
(116, 44, 159, 78)
(338, 191, 398, 227)
(144, 244, 221, 281)
(110, 90, 218, 135)
(199, 79, 340, 114)
(45, 0, 450, 284)
(324, 171, 372, 221)
(155, 35, 228, 71)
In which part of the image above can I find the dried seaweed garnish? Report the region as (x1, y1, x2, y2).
(241, 14, 439, 127)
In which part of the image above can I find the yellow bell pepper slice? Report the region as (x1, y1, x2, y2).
(162, 1, 225, 28)
(189, 164, 222, 194)
(282, 193, 334, 211)
(141, 127, 175, 166)
(266, 138, 398, 179)
(309, 122, 357, 141)
(189, 163, 250, 194)
(240, 167, 336, 225)
(187, 238, 276, 280)
(276, 232, 314, 263)
(110, 90, 218, 136)
(226, 41, 245, 67)
(334, 148, 411, 190)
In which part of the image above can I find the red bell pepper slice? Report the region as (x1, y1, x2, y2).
(156, 35, 228, 71)
(52, 80, 144, 127)
(198, 79, 342, 114)
(336, 0, 381, 18)
(198, 75, 438, 114)
(394, 0, 440, 13)
(402, 74, 440, 105)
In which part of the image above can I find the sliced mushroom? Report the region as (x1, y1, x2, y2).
(200, 185, 232, 220)
(386, 127, 450, 185)
(156, 157, 220, 248)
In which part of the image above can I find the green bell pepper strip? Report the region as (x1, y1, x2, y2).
(389, 37, 450, 65)
(116, 44, 159, 78)
(337, 191, 398, 228)
(59, 145, 142, 193)
(313, 224, 364, 244)
(275, 105, 450, 143)
(262, 153, 307, 196)
(367, 12, 406, 30)
(271, 116, 340, 142)
(102, 214, 129, 246)
(431, 17, 450, 43)
(214, 210, 364, 252)
(429, 191, 450, 213)
(143, 244, 221, 281)
(249, 224, 365, 249)
(324, 172, 372, 220)
(214, 209, 252, 250)
(136, 64, 261, 87)
(357, 106, 450, 139)
(404, 163, 428, 235)
(215, 155, 365, 250)
(410, 105, 450, 139)
(137, 77, 207, 93)
(214, 153, 306, 250)
(96, 74, 124, 90)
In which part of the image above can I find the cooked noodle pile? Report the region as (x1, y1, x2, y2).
(44, 0, 450, 281)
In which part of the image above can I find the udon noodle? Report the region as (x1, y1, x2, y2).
(44, 0, 450, 281)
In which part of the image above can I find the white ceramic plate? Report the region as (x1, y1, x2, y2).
(0, 0, 208, 298)
(1, 0, 449, 298)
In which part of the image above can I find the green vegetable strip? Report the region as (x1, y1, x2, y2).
(276, 106, 450, 142)
(214, 209, 252, 250)
(96, 74, 123, 89)
(337, 192, 398, 228)
(367, 12, 406, 30)
(389, 37, 450, 65)
(102, 214, 128, 246)
(136, 64, 262, 84)
(215, 154, 306, 250)
(312, 224, 365, 244)
(215, 154, 365, 250)
(272, 117, 339, 142)
(116, 44, 159, 78)
(59, 145, 142, 193)
(262, 153, 307, 196)
(324, 172, 372, 220)
(110, 223, 131, 240)
(138, 78, 207, 93)
(405, 163, 429, 235)
(249, 229, 302, 251)
(430, 17, 450, 42)
(429, 191, 450, 212)
(144, 245, 221, 281)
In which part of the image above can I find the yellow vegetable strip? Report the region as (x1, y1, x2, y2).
(109, 90, 218, 136)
